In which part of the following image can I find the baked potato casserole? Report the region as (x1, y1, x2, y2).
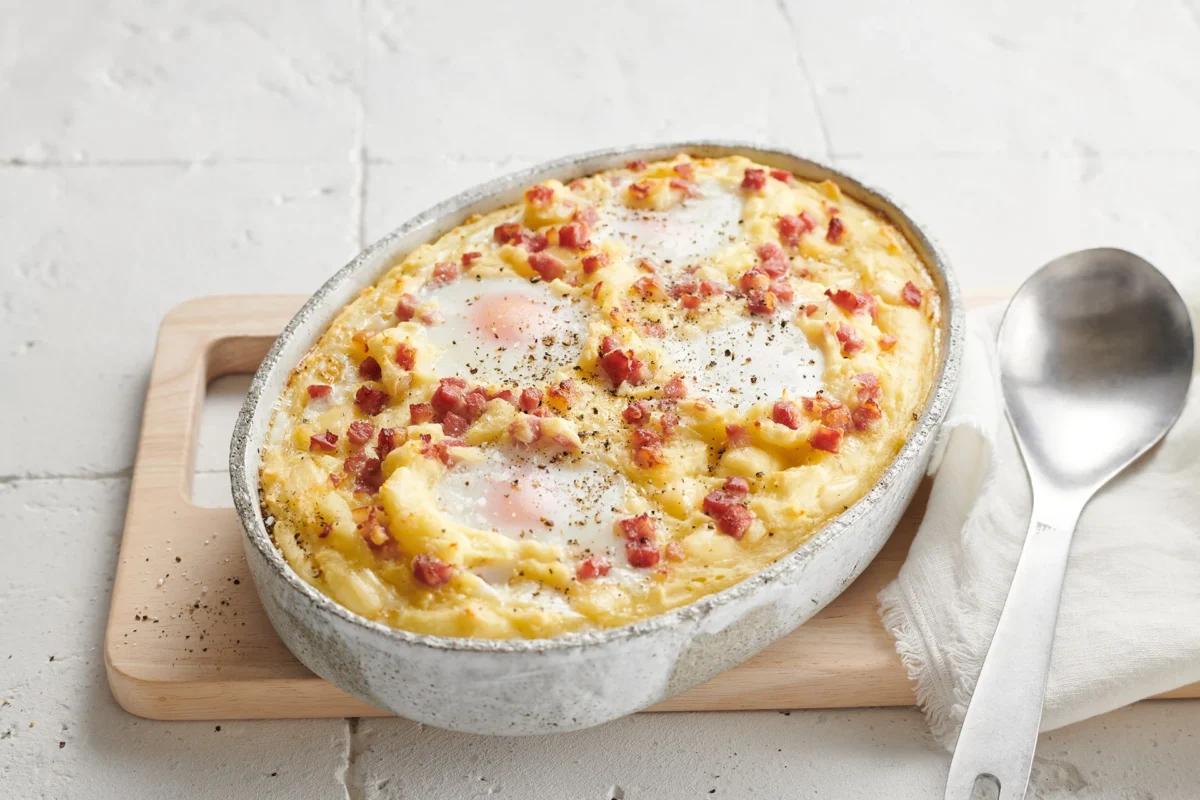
(259, 154, 940, 639)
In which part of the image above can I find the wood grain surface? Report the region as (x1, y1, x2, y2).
(104, 295, 1200, 721)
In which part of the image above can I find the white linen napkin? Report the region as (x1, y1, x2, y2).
(878, 289, 1200, 747)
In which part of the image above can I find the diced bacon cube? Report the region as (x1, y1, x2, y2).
(741, 168, 767, 191)
(723, 476, 749, 497)
(747, 289, 777, 316)
(307, 384, 332, 399)
(631, 428, 664, 468)
(354, 457, 384, 494)
(628, 180, 652, 200)
(488, 387, 516, 405)
(628, 356, 650, 386)
(309, 430, 339, 452)
(432, 261, 459, 285)
(394, 293, 419, 321)
(619, 514, 660, 568)
(826, 216, 846, 243)
(632, 275, 666, 300)
(545, 379, 576, 412)
(598, 337, 648, 388)
(625, 159, 648, 171)
(409, 402, 434, 424)
(526, 233, 549, 252)
(756, 243, 789, 278)
(394, 343, 416, 370)
(625, 537, 661, 568)
(354, 385, 389, 416)
(525, 184, 554, 206)
(431, 377, 468, 419)
(420, 437, 465, 466)
(853, 372, 881, 403)
(809, 425, 843, 453)
(622, 400, 652, 426)
(619, 513, 656, 541)
(772, 400, 803, 430)
(441, 412, 468, 436)
(412, 554, 455, 587)
(825, 288, 875, 316)
(702, 477, 753, 539)
(673, 162, 695, 180)
(461, 251, 482, 267)
(558, 221, 590, 250)
(740, 269, 770, 293)
(769, 168, 792, 183)
(376, 427, 400, 459)
(836, 323, 864, 356)
(358, 356, 382, 381)
(852, 401, 882, 431)
(716, 504, 753, 539)
(582, 253, 608, 274)
(824, 404, 852, 432)
(671, 278, 697, 298)
(901, 281, 923, 308)
(343, 452, 367, 476)
(528, 252, 565, 282)
(355, 506, 389, 546)
(576, 556, 612, 581)
(519, 387, 543, 412)
(803, 395, 851, 432)
(494, 222, 523, 244)
(725, 424, 749, 448)
(463, 388, 488, 421)
(346, 420, 374, 446)
(776, 212, 815, 247)
(663, 374, 687, 400)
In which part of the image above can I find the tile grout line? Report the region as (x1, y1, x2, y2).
(6, 151, 1200, 172)
(774, 0, 835, 165)
(0, 156, 346, 169)
(342, 717, 364, 800)
(0, 468, 132, 485)
(353, 0, 369, 252)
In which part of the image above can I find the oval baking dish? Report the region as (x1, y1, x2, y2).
(231, 142, 964, 735)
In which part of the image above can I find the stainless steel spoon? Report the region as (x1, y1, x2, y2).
(944, 248, 1194, 800)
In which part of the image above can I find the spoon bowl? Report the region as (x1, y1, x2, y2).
(998, 248, 1194, 493)
(946, 248, 1193, 800)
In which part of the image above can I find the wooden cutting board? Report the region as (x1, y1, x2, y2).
(104, 295, 1200, 721)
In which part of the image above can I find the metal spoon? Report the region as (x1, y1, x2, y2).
(944, 248, 1194, 800)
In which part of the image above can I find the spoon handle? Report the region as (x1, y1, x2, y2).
(943, 502, 1082, 800)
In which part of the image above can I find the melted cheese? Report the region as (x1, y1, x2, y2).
(259, 154, 940, 639)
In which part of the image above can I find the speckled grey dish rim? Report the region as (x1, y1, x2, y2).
(230, 140, 964, 658)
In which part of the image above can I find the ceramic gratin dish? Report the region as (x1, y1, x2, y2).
(231, 142, 964, 735)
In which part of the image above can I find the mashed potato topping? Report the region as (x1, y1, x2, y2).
(259, 155, 940, 639)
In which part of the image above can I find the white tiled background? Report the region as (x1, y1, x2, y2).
(3, 1, 1199, 797)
